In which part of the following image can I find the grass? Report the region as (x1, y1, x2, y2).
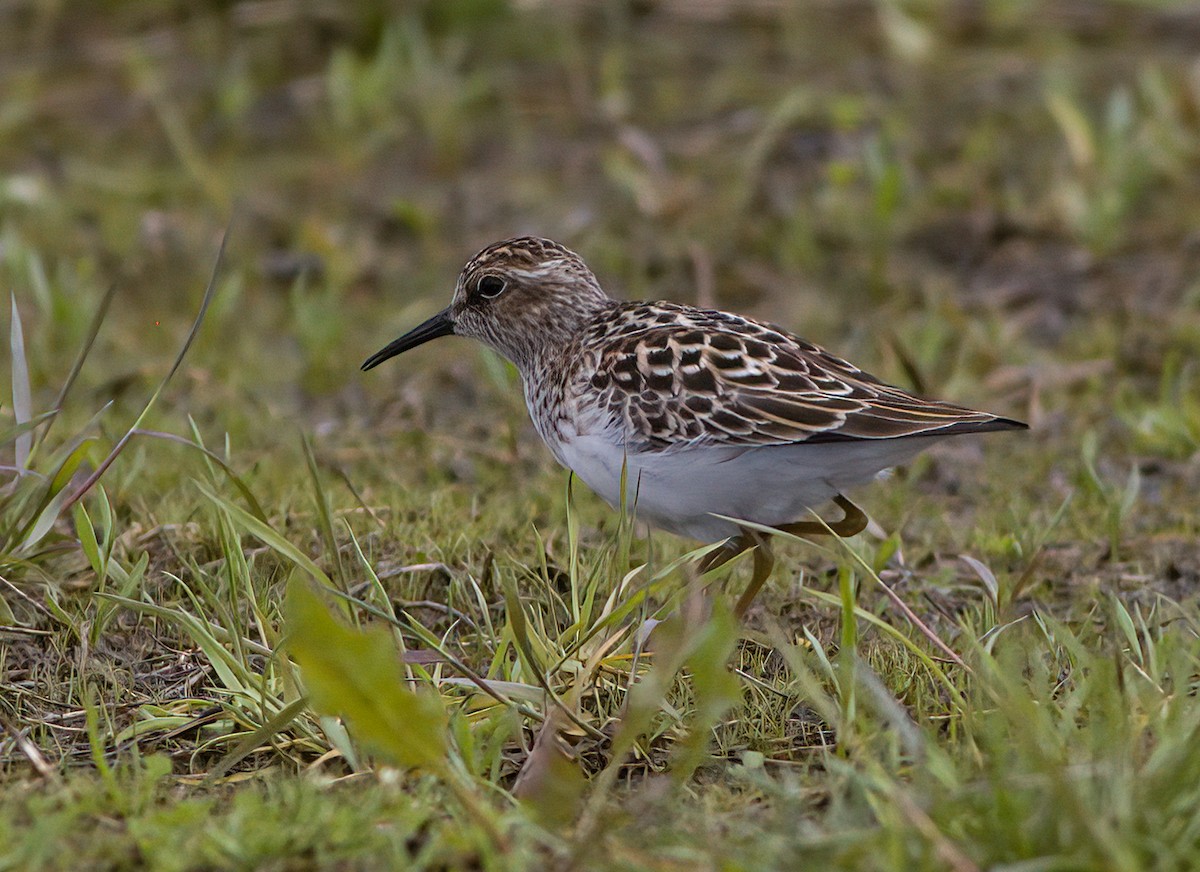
(2, 1, 1200, 869)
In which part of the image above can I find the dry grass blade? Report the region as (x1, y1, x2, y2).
(513, 708, 586, 829)
(0, 709, 57, 779)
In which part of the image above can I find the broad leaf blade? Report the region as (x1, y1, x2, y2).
(285, 580, 447, 771)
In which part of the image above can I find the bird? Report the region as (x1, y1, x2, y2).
(362, 237, 1026, 616)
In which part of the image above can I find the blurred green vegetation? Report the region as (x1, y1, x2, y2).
(1, 1, 1200, 869)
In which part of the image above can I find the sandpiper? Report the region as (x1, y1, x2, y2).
(363, 237, 1026, 615)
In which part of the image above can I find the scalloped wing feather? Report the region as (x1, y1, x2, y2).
(580, 302, 1025, 451)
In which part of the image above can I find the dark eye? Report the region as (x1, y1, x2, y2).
(477, 275, 506, 299)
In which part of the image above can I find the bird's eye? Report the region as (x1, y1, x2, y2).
(477, 275, 507, 299)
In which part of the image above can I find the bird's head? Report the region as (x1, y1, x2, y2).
(362, 236, 611, 374)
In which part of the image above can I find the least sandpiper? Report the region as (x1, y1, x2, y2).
(363, 237, 1026, 614)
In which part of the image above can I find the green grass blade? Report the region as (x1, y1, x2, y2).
(133, 429, 268, 522)
(63, 223, 230, 511)
(203, 697, 310, 784)
(0, 411, 55, 450)
(33, 283, 118, 455)
(301, 434, 347, 591)
(9, 295, 32, 470)
(195, 481, 336, 593)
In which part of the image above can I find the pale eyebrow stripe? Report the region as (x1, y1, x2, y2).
(508, 260, 571, 281)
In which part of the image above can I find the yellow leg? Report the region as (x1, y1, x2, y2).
(701, 494, 867, 618)
(772, 494, 867, 539)
(734, 532, 774, 618)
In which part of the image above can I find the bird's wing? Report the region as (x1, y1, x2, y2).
(582, 303, 1025, 451)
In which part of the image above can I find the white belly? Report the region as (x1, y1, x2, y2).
(550, 429, 940, 542)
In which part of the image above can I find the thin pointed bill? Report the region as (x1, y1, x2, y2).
(361, 308, 455, 371)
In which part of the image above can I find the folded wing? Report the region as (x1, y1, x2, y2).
(583, 303, 1026, 451)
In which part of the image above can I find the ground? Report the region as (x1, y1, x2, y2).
(1, 2, 1199, 870)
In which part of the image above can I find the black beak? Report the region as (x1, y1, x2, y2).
(361, 308, 455, 371)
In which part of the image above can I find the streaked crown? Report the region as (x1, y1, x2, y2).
(360, 236, 615, 376)
(448, 237, 613, 370)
